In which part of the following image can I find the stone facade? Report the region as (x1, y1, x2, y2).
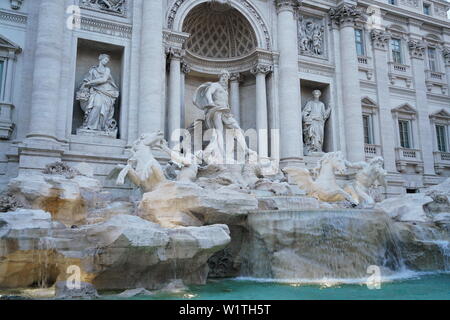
(0, 0, 449, 197)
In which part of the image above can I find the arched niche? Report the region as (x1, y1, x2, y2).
(167, 0, 271, 52)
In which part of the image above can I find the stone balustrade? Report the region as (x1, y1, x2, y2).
(364, 144, 382, 158)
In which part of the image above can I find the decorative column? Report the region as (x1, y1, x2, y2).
(181, 62, 191, 130)
(229, 73, 242, 124)
(408, 39, 435, 175)
(275, 0, 303, 164)
(139, 0, 164, 135)
(371, 30, 397, 173)
(167, 47, 184, 147)
(27, 0, 65, 141)
(251, 64, 272, 157)
(443, 47, 450, 96)
(329, 4, 366, 162)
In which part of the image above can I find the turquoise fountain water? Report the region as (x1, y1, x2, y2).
(103, 273, 450, 300)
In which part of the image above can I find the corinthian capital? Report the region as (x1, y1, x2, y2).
(275, 0, 301, 13)
(408, 39, 426, 60)
(166, 47, 185, 60)
(329, 4, 364, 28)
(251, 64, 273, 75)
(443, 47, 450, 65)
(371, 29, 391, 50)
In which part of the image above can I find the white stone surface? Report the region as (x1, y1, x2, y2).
(0, 0, 448, 195)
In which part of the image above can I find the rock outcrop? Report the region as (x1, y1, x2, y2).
(7, 173, 103, 226)
(0, 210, 230, 291)
(240, 209, 404, 280)
(138, 181, 258, 228)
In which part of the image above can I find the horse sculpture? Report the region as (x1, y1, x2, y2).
(283, 152, 359, 206)
(108, 131, 167, 193)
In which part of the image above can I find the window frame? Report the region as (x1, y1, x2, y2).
(390, 38, 403, 64)
(427, 47, 439, 72)
(0, 59, 5, 100)
(435, 124, 448, 153)
(355, 28, 365, 57)
(363, 114, 374, 145)
(398, 119, 413, 149)
(423, 2, 432, 16)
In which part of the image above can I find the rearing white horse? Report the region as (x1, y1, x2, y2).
(283, 152, 359, 206)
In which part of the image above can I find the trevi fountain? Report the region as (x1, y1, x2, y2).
(0, 70, 449, 300)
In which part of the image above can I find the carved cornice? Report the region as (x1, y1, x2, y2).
(74, 16, 132, 39)
(250, 63, 273, 75)
(183, 48, 276, 75)
(329, 4, 364, 28)
(163, 29, 190, 48)
(0, 9, 27, 25)
(275, 0, 301, 13)
(370, 29, 391, 51)
(408, 39, 426, 59)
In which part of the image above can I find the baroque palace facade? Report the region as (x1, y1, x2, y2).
(0, 0, 449, 197)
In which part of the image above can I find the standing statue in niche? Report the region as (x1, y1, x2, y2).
(193, 70, 255, 164)
(76, 54, 119, 137)
(302, 90, 331, 154)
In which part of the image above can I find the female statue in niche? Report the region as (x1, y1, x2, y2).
(302, 90, 331, 154)
(76, 53, 119, 135)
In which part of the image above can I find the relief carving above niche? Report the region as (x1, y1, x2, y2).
(80, 0, 127, 16)
(298, 16, 326, 58)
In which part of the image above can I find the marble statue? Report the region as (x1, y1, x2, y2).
(193, 70, 254, 164)
(76, 54, 119, 135)
(344, 157, 388, 208)
(299, 18, 325, 56)
(283, 152, 358, 206)
(302, 90, 331, 154)
(108, 131, 166, 192)
(156, 141, 203, 183)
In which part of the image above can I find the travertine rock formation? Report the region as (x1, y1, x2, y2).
(0, 210, 230, 290)
(138, 181, 258, 228)
(7, 173, 103, 226)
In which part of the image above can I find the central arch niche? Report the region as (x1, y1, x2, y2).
(176, 1, 268, 138)
(182, 2, 257, 59)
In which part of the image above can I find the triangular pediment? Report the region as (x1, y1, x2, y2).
(392, 103, 416, 115)
(362, 97, 378, 107)
(430, 109, 450, 120)
(0, 34, 21, 52)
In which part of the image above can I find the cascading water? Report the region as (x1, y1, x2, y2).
(237, 209, 438, 283)
(36, 237, 54, 288)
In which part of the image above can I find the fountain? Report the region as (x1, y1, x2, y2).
(0, 74, 449, 299)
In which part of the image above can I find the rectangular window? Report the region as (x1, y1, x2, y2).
(0, 60, 4, 98)
(391, 39, 403, 64)
(388, 0, 396, 5)
(399, 120, 412, 149)
(363, 115, 374, 145)
(436, 125, 448, 152)
(355, 29, 365, 56)
(428, 47, 438, 72)
(423, 3, 431, 15)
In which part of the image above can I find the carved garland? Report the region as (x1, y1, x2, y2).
(167, 0, 271, 50)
